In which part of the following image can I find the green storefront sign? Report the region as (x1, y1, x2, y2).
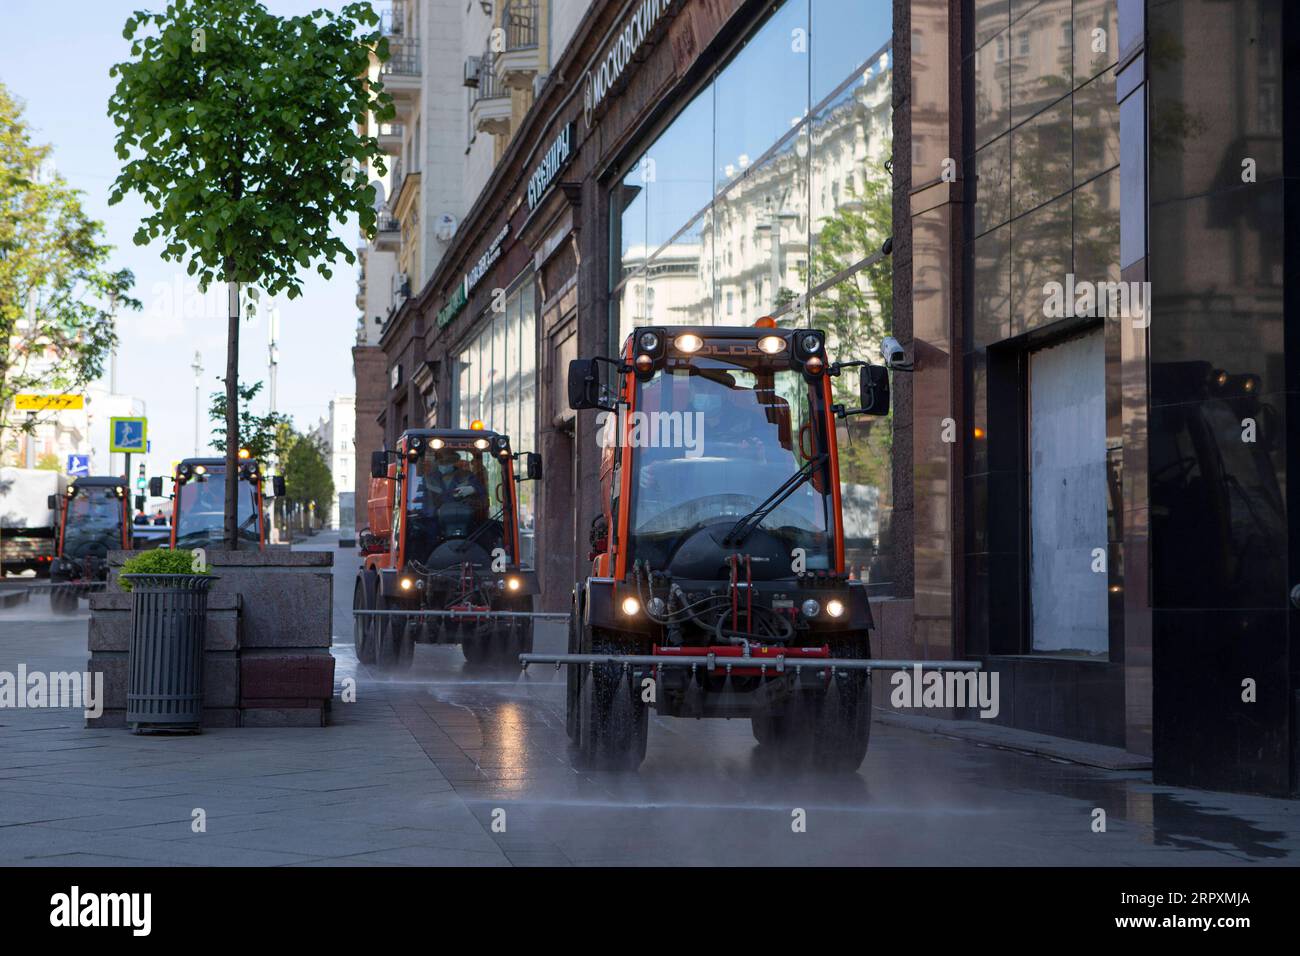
(436, 281, 467, 329)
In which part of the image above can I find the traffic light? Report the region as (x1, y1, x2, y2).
(135, 463, 146, 491)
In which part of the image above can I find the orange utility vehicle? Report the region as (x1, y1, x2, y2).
(354, 424, 542, 670)
(149, 453, 283, 550)
(522, 320, 896, 771)
(47, 476, 132, 613)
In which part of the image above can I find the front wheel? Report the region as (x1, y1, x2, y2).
(570, 631, 648, 772)
(374, 591, 415, 671)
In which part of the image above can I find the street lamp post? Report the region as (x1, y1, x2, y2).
(191, 350, 203, 457)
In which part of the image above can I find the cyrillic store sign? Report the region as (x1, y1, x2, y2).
(527, 122, 574, 212)
(583, 0, 681, 128)
(437, 223, 511, 329)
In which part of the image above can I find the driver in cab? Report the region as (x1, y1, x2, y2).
(414, 448, 487, 528)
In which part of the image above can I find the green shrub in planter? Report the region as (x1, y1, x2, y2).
(118, 549, 210, 591)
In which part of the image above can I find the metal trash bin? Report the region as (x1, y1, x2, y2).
(123, 573, 217, 733)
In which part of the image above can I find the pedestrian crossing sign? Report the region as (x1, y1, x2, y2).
(110, 417, 148, 454)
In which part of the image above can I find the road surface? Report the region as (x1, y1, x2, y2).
(0, 536, 1296, 865)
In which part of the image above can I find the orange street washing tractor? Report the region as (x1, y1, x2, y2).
(149, 451, 284, 550)
(353, 422, 545, 670)
(519, 319, 978, 772)
(47, 476, 133, 613)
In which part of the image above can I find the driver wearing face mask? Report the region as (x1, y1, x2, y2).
(424, 448, 486, 511)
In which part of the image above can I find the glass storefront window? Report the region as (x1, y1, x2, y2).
(454, 274, 538, 566)
(714, 0, 808, 196)
(612, 0, 892, 345)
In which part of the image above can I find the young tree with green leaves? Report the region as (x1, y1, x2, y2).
(108, 0, 393, 548)
(0, 82, 139, 461)
(282, 431, 333, 530)
(208, 379, 289, 461)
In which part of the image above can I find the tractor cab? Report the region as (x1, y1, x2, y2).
(49, 476, 131, 585)
(355, 422, 543, 670)
(151, 454, 283, 550)
(571, 321, 889, 589)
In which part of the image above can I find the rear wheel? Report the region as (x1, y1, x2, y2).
(353, 574, 376, 665)
(570, 630, 648, 771)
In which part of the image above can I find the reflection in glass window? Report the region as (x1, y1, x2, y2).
(453, 274, 538, 563)
(714, 0, 808, 196)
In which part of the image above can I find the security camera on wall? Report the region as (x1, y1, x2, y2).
(435, 213, 457, 243)
(880, 336, 912, 371)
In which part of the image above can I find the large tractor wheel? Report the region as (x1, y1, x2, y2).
(570, 630, 648, 772)
(50, 585, 78, 616)
(564, 590, 583, 741)
(753, 637, 873, 773)
(460, 616, 494, 667)
(483, 599, 533, 670)
(353, 574, 376, 665)
(374, 591, 415, 671)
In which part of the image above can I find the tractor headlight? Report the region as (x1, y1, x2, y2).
(621, 596, 641, 616)
(506, 576, 521, 591)
(473, 438, 490, 450)
(646, 597, 666, 617)
(638, 331, 660, 353)
(674, 333, 703, 354)
(430, 438, 445, 450)
(801, 598, 820, 618)
(826, 599, 845, 618)
(757, 335, 787, 355)
(400, 577, 413, 591)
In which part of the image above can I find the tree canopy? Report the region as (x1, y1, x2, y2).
(0, 82, 138, 459)
(107, 0, 395, 295)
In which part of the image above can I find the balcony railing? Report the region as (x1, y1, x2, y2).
(381, 37, 420, 77)
(381, 0, 407, 36)
(504, 0, 538, 50)
(474, 53, 508, 103)
(375, 212, 399, 233)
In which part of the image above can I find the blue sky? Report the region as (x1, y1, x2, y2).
(2, 0, 364, 476)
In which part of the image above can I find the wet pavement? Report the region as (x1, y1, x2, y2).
(0, 535, 1297, 866)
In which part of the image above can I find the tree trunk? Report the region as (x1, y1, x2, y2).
(224, 279, 240, 551)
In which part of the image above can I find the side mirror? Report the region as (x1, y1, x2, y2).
(370, 450, 388, 479)
(859, 365, 890, 416)
(47, 494, 57, 510)
(568, 359, 616, 412)
(148, 476, 163, 498)
(517, 452, 542, 481)
(272, 475, 286, 498)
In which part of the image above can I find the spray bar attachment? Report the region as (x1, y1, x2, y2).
(518, 652, 982, 676)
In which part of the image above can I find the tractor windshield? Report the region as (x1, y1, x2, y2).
(404, 446, 511, 567)
(627, 359, 835, 575)
(175, 467, 260, 548)
(62, 487, 123, 560)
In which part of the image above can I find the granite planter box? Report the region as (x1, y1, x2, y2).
(88, 549, 337, 729)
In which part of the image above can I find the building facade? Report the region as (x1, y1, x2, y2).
(367, 0, 1300, 796)
(308, 394, 356, 530)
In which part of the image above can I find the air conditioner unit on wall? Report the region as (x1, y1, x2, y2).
(463, 56, 481, 88)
